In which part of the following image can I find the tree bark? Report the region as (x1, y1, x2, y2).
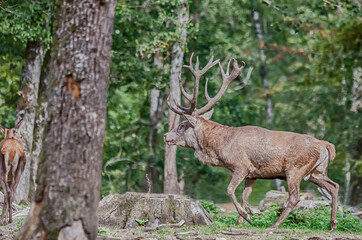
(98, 192, 213, 229)
(15, 0, 116, 239)
(28, 55, 50, 202)
(143, 52, 165, 193)
(164, 0, 189, 194)
(14, 39, 45, 204)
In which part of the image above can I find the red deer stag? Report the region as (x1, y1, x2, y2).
(164, 53, 339, 230)
(0, 120, 26, 224)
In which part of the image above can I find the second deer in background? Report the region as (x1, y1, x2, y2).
(0, 120, 26, 224)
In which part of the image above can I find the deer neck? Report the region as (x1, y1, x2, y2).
(193, 119, 229, 167)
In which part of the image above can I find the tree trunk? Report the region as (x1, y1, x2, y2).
(344, 156, 351, 205)
(14, 39, 45, 204)
(164, 0, 189, 194)
(28, 53, 50, 202)
(143, 52, 165, 193)
(15, 1, 116, 239)
(252, 3, 274, 129)
(252, 1, 280, 191)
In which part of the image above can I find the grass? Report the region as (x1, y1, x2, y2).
(200, 200, 362, 234)
(98, 226, 116, 237)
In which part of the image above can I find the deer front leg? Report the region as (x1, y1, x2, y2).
(227, 170, 252, 224)
(271, 176, 301, 228)
(237, 178, 256, 225)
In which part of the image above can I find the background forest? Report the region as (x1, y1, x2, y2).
(0, 0, 361, 207)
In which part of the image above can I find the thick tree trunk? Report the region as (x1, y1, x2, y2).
(28, 57, 50, 202)
(164, 0, 189, 195)
(14, 40, 44, 204)
(15, 1, 116, 239)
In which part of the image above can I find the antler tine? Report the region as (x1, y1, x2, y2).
(179, 73, 192, 102)
(205, 78, 211, 102)
(194, 58, 245, 116)
(229, 58, 245, 79)
(195, 56, 200, 71)
(174, 99, 191, 112)
(167, 96, 187, 115)
(200, 56, 219, 75)
(226, 59, 232, 76)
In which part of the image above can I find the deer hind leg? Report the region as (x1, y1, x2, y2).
(0, 177, 10, 225)
(310, 173, 339, 231)
(9, 154, 26, 224)
(227, 170, 252, 224)
(0, 153, 11, 224)
(271, 176, 301, 228)
(8, 152, 20, 224)
(237, 178, 256, 225)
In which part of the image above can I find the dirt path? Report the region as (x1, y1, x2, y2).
(97, 224, 362, 240)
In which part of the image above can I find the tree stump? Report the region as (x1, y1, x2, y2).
(98, 192, 213, 229)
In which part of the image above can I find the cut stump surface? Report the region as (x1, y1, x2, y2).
(98, 192, 213, 229)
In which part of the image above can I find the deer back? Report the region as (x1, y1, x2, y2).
(1, 139, 24, 164)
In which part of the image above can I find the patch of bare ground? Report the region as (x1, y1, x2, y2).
(96, 224, 362, 240)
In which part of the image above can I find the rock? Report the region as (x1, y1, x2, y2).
(259, 190, 323, 211)
(98, 192, 213, 229)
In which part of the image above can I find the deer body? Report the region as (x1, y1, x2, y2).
(189, 121, 334, 179)
(0, 120, 26, 224)
(164, 54, 339, 230)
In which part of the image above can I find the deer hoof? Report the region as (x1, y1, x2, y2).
(236, 216, 243, 225)
(245, 216, 252, 225)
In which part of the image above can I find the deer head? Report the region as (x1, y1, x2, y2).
(164, 53, 245, 149)
(0, 119, 23, 140)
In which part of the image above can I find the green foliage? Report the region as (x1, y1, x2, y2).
(12, 217, 25, 233)
(135, 218, 149, 226)
(0, 0, 361, 207)
(97, 227, 115, 237)
(200, 200, 221, 219)
(201, 200, 362, 233)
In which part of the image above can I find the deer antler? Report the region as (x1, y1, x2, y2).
(168, 53, 220, 115)
(194, 59, 245, 115)
(168, 54, 245, 116)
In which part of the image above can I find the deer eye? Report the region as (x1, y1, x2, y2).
(177, 124, 185, 133)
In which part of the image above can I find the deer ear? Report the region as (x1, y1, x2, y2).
(183, 114, 199, 127)
(0, 125, 5, 135)
(201, 109, 214, 120)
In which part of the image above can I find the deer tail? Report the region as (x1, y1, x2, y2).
(322, 141, 336, 161)
(12, 152, 19, 167)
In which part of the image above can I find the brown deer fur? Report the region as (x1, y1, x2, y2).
(0, 120, 26, 224)
(164, 54, 339, 230)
